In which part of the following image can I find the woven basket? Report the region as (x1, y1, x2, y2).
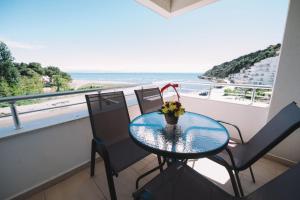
(160, 83, 182, 125)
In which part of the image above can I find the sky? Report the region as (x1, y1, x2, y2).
(0, 0, 289, 73)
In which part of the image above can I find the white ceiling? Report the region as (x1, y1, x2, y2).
(136, 0, 219, 18)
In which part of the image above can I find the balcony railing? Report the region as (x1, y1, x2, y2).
(0, 83, 272, 130)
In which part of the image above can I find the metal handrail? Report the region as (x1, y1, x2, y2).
(188, 82, 272, 89)
(0, 88, 104, 129)
(0, 88, 102, 103)
(0, 83, 272, 104)
(0, 83, 273, 130)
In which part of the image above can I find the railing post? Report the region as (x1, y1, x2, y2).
(251, 88, 256, 105)
(9, 101, 21, 129)
(208, 84, 213, 99)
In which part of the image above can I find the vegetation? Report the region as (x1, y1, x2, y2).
(203, 44, 281, 78)
(0, 41, 72, 99)
(77, 83, 103, 90)
(224, 87, 272, 101)
(77, 83, 135, 90)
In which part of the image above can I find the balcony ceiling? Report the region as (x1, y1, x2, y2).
(136, 0, 219, 18)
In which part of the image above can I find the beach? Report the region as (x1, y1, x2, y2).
(69, 79, 137, 90)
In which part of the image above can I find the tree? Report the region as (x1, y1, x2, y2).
(19, 75, 43, 95)
(27, 62, 44, 75)
(0, 61, 20, 85)
(44, 66, 61, 82)
(52, 75, 69, 92)
(0, 41, 13, 64)
(0, 78, 11, 97)
(60, 71, 72, 82)
(0, 41, 72, 99)
(0, 41, 20, 85)
(45, 66, 72, 90)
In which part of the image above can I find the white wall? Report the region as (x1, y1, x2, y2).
(0, 118, 93, 200)
(0, 105, 141, 200)
(268, 0, 300, 162)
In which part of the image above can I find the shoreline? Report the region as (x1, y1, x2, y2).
(70, 79, 137, 89)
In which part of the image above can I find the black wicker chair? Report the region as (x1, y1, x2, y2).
(133, 161, 300, 200)
(86, 91, 151, 200)
(210, 102, 300, 196)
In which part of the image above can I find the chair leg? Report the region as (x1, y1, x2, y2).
(157, 155, 163, 172)
(136, 157, 166, 189)
(90, 140, 96, 177)
(103, 160, 117, 200)
(235, 171, 244, 197)
(249, 166, 256, 183)
(227, 170, 240, 197)
(192, 160, 196, 168)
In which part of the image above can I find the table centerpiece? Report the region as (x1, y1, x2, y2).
(160, 101, 185, 125)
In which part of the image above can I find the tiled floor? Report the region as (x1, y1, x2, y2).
(25, 155, 289, 200)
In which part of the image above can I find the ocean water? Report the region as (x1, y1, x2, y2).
(71, 72, 199, 84)
(70, 72, 212, 95)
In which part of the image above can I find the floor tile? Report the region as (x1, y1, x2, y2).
(45, 168, 105, 200)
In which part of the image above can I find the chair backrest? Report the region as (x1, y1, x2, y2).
(134, 87, 163, 114)
(246, 162, 300, 200)
(240, 102, 300, 169)
(85, 91, 130, 146)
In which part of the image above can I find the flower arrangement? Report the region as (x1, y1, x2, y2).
(160, 101, 185, 125)
(161, 101, 185, 117)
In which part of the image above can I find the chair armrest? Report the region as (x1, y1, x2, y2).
(217, 120, 244, 144)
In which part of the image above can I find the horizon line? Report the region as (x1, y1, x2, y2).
(66, 71, 204, 74)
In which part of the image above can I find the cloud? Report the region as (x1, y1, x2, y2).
(0, 37, 46, 50)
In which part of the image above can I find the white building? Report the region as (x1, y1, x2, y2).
(229, 56, 279, 86)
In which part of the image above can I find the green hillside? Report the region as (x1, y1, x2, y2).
(203, 44, 281, 78)
(0, 41, 72, 98)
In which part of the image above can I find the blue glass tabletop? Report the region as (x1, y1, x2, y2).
(129, 112, 229, 159)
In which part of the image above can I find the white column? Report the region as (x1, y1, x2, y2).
(268, 0, 300, 162)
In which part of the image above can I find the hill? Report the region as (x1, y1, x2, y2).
(203, 44, 281, 78)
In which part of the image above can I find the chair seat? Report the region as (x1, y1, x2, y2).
(209, 142, 247, 171)
(134, 163, 233, 200)
(104, 137, 150, 173)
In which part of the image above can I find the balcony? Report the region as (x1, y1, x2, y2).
(0, 90, 295, 200)
(23, 154, 287, 200)
(1, 0, 300, 199)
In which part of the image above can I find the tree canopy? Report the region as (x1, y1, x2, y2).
(0, 41, 72, 97)
(0, 42, 13, 63)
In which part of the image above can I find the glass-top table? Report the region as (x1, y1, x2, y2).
(129, 112, 229, 159)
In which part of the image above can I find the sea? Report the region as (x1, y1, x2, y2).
(70, 72, 212, 96)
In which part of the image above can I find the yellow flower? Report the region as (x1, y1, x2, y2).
(174, 107, 185, 117)
(161, 106, 169, 114)
(169, 103, 177, 112)
(161, 101, 185, 116)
